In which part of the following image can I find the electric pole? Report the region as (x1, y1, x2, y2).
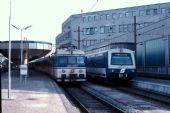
(78, 26, 80, 49)
(134, 16, 137, 65)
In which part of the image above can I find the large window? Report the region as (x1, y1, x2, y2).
(82, 17, 87, 22)
(100, 26, 105, 34)
(125, 12, 130, 17)
(112, 13, 116, 19)
(83, 27, 97, 35)
(106, 14, 110, 20)
(119, 24, 134, 32)
(161, 8, 166, 14)
(118, 13, 123, 18)
(146, 9, 151, 15)
(123, 24, 128, 32)
(100, 15, 106, 20)
(100, 25, 116, 34)
(94, 15, 98, 21)
(127, 24, 133, 32)
(132, 11, 137, 16)
(139, 10, 145, 16)
(111, 53, 133, 65)
(119, 25, 123, 32)
(153, 9, 158, 15)
(109, 25, 116, 33)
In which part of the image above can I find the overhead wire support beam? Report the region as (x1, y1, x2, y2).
(137, 25, 165, 36)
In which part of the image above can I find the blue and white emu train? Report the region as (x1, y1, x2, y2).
(86, 48, 136, 80)
(30, 49, 86, 82)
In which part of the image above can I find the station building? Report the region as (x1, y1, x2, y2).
(56, 2, 170, 50)
(56, 2, 170, 77)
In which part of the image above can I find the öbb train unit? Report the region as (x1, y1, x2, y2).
(86, 48, 136, 81)
(30, 49, 86, 82)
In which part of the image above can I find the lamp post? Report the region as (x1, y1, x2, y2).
(8, 0, 12, 99)
(11, 25, 32, 65)
(0, 54, 5, 113)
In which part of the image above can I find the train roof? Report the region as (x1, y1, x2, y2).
(29, 49, 85, 64)
(86, 48, 134, 56)
(57, 49, 85, 55)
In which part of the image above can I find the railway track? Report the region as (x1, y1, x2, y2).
(64, 87, 121, 113)
(116, 86, 170, 105)
(82, 82, 170, 112)
(88, 77, 170, 105)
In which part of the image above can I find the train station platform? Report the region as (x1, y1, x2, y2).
(1, 70, 75, 113)
(132, 77, 170, 96)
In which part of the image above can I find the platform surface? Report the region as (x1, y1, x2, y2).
(1, 70, 72, 113)
(132, 77, 170, 95)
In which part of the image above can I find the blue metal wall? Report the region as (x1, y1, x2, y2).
(137, 43, 144, 67)
(145, 38, 165, 66)
(136, 37, 169, 77)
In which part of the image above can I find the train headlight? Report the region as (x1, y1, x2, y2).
(131, 69, 134, 72)
(79, 74, 84, 79)
(62, 69, 65, 73)
(79, 69, 83, 73)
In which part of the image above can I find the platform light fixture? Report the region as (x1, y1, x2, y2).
(11, 24, 32, 65)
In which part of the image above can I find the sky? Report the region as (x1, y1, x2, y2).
(0, 0, 170, 44)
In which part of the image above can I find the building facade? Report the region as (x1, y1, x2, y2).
(56, 2, 170, 77)
(56, 2, 170, 52)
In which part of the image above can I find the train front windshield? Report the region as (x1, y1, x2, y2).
(111, 53, 133, 65)
(56, 56, 85, 66)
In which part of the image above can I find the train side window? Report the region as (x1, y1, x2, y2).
(58, 56, 67, 64)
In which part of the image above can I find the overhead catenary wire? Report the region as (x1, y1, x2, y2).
(81, 15, 170, 50)
(59, 4, 170, 50)
(88, 0, 99, 12)
(83, 15, 170, 50)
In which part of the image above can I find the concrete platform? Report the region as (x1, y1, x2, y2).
(1, 70, 75, 113)
(132, 77, 170, 96)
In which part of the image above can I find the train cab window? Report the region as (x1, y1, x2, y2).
(77, 57, 85, 64)
(68, 57, 76, 64)
(58, 56, 67, 64)
(111, 53, 133, 65)
(68, 56, 85, 64)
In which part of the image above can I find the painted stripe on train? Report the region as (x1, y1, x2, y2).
(53, 67, 85, 69)
(87, 67, 106, 75)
